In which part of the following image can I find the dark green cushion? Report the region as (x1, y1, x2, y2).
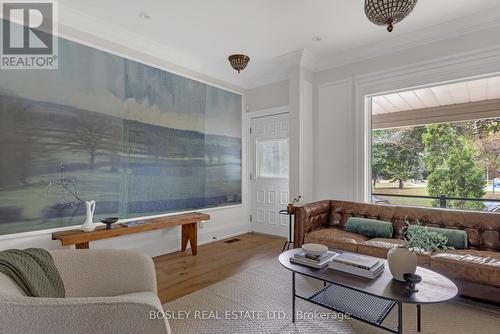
(408, 225, 468, 249)
(345, 217, 393, 239)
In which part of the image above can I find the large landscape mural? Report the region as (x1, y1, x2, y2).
(0, 32, 242, 235)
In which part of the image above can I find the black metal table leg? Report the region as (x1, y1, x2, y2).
(282, 241, 293, 252)
(288, 214, 292, 246)
(417, 304, 421, 332)
(397, 302, 403, 334)
(280, 211, 294, 252)
(292, 272, 296, 323)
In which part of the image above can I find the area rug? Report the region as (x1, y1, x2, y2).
(163, 260, 500, 334)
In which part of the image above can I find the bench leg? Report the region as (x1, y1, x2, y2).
(75, 242, 89, 249)
(181, 223, 198, 255)
(190, 223, 197, 255)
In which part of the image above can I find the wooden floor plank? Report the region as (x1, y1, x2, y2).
(154, 233, 284, 303)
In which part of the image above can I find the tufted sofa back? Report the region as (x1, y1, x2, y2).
(294, 200, 500, 251)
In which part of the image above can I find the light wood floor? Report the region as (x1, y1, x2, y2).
(154, 233, 285, 304)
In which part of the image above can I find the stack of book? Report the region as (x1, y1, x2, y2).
(290, 250, 339, 268)
(328, 253, 384, 279)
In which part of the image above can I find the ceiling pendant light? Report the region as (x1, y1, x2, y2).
(228, 54, 250, 73)
(365, 0, 418, 32)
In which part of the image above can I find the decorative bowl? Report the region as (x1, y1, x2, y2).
(100, 217, 119, 230)
(301, 243, 328, 257)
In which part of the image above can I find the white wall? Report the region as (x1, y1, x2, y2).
(288, 67, 301, 204)
(314, 26, 500, 203)
(315, 26, 500, 85)
(300, 79, 314, 203)
(0, 21, 250, 256)
(7, 6, 499, 256)
(246, 69, 313, 205)
(246, 80, 289, 111)
(228, 25, 500, 210)
(0, 206, 249, 256)
(315, 79, 355, 201)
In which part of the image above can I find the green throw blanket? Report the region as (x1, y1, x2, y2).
(0, 248, 65, 298)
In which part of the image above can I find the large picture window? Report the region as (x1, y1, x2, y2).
(370, 78, 500, 212)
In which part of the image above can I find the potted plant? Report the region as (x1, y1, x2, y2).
(388, 221, 452, 281)
(287, 196, 302, 214)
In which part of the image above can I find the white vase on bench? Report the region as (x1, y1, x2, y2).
(80, 200, 96, 232)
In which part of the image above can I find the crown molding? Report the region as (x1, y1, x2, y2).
(58, 5, 204, 72)
(30, 4, 500, 90)
(56, 4, 249, 91)
(316, 6, 500, 72)
(278, 49, 317, 72)
(257, 7, 500, 88)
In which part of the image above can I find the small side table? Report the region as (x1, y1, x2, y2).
(279, 209, 294, 252)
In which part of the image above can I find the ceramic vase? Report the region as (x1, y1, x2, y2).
(80, 200, 96, 232)
(387, 246, 417, 281)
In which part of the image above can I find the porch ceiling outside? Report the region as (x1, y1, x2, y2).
(372, 76, 500, 129)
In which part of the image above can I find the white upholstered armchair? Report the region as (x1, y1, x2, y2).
(0, 249, 171, 334)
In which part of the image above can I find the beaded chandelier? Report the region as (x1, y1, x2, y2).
(365, 0, 418, 32)
(228, 54, 250, 73)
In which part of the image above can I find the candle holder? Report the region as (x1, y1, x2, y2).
(100, 217, 119, 230)
(403, 273, 422, 293)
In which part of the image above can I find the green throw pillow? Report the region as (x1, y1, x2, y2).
(407, 225, 468, 249)
(345, 217, 393, 238)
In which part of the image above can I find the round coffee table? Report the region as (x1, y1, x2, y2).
(279, 249, 458, 334)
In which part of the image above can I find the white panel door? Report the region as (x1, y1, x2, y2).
(250, 113, 289, 237)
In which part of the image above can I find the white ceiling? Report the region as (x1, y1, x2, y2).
(57, 0, 500, 89)
(372, 76, 500, 115)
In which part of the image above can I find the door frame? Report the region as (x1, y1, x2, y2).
(245, 105, 289, 233)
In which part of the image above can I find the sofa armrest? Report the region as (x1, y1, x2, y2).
(49, 249, 157, 298)
(0, 295, 170, 334)
(294, 200, 331, 248)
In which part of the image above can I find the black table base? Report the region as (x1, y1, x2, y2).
(279, 209, 293, 252)
(282, 240, 294, 252)
(291, 272, 422, 333)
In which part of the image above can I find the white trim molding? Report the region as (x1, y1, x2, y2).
(246, 105, 289, 119)
(373, 98, 500, 129)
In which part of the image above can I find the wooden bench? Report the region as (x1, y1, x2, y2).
(52, 212, 210, 255)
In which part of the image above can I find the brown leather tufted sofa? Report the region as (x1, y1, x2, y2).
(294, 200, 500, 304)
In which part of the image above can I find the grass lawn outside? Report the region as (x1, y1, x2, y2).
(372, 180, 500, 207)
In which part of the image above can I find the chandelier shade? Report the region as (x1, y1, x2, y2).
(365, 0, 418, 32)
(228, 54, 250, 73)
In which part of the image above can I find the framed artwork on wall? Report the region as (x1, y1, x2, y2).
(0, 23, 242, 235)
